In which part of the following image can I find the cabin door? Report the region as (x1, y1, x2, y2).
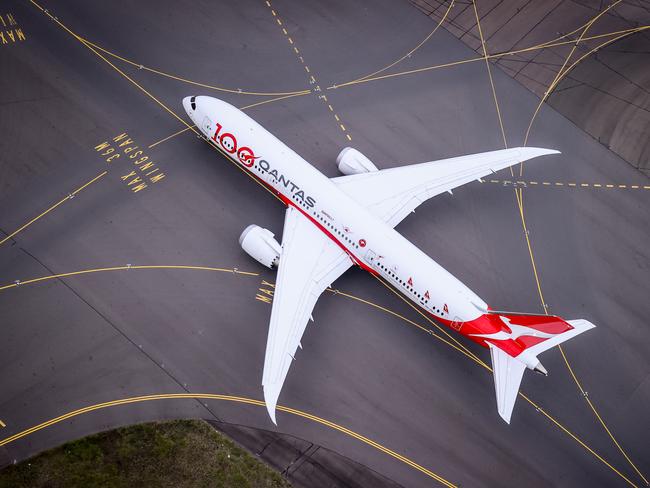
(365, 249, 378, 268)
(202, 116, 213, 137)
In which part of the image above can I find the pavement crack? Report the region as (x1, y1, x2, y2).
(286, 444, 319, 477)
(281, 441, 314, 476)
(560, 74, 650, 113)
(257, 438, 277, 456)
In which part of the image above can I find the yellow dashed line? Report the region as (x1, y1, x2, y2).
(265, 0, 351, 143)
(483, 180, 649, 191)
(0, 420, 5, 428)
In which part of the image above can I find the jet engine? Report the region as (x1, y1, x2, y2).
(239, 224, 281, 268)
(336, 147, 379, 175)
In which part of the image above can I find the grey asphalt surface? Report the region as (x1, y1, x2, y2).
(1, 0, 649, 486)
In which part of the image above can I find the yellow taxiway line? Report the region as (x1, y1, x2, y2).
(0, 393, 456, 487)
(0, 171, 107, 247)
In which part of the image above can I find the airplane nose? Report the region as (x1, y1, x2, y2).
(182, 96, 195, 117)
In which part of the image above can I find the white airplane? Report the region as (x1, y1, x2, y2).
(182, 95, 595, 424)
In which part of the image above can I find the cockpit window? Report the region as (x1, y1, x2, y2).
(190, 96, 196, 110)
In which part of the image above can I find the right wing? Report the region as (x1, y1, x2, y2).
(333, 147, 559, 227)
(263, 206, 353, 423)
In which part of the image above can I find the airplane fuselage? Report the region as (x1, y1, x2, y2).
(183, 96, 536, 361)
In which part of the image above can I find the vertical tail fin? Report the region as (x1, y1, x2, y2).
(488, 316, 595, 423)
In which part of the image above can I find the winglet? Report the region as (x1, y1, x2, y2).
(518, 147, 561, 158)
(263, 384, 279, 425)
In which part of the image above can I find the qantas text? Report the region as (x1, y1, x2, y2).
(211, 121, 316, 208)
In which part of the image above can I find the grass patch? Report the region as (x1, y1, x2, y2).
(0, 419, 291, 488)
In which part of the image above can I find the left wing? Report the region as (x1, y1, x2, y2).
(332, 147, 559, 227)
(263, 206, 353, 423)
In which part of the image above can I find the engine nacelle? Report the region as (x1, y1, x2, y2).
(239, 224, 281, 268)
(336, 147, 379, 175)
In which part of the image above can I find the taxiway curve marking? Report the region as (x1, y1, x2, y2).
(79, 37, 311, 98)
(0, 393, 456, 487)
(0, 265, 258, 292)
(327, 26, 649, 92)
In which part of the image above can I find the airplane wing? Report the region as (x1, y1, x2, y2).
(332, 147, 559, 227)
(263, 206, 353, 423)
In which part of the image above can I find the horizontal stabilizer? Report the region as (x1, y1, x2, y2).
(487, 315, 595, 424)
(524, 318, 596, 358)
(489, 343, 526, 423)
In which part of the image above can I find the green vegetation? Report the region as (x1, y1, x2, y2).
(0, 419, 291, 488)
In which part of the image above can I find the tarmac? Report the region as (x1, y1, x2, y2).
(0, 0, 649, 486)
